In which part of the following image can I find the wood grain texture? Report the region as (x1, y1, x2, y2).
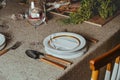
(90, 44, 120, 70)
(40, 58, 66, 70)
(0, 49, 9, 56)
(91, 70, 99, 80)
(46, 54, 72, 65)
(84, 11, 120, 27)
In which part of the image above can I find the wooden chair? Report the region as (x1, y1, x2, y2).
(90, 44, 120, 80)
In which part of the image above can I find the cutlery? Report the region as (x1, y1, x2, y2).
(25, 50, 67, 70)
(84, 35, 99, 44)
(45, 54, 72, 65)
(0, 41, 22, 56)
(25, 50, 72, 65)
(64, 29, 99, 43)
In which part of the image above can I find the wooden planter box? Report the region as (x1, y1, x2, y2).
(50, 10, 120, 27)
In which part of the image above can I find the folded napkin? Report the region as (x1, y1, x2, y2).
(50, 37, 79, 50)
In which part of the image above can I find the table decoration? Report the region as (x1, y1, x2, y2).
(48, 0, 120, 27)
(27, 0, 46, 28)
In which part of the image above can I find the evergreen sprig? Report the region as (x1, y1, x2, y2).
(63, 0, 120, 24)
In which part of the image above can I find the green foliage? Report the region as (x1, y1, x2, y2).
(67, 0, 95, 24)
(64, 0, 119, 24)
(98, 0, 117, 19)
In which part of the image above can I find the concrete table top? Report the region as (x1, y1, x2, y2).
(0, 0, 120, 80)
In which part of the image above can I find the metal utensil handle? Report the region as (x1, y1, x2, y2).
(85, 36, 99, 43)
(0, 49, 9, 56)
(46, 55, 72, 65)
(88, 37, 98, 43)
(40, 58, 66, 70)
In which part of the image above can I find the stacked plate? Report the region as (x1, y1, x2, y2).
(43, 32, 87, 59)
(0, 33, 6, 50)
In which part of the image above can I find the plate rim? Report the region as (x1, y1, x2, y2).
(43, 32, 86, 53)
(0, 33, 6, 46)
(44, 47, 87, 59)
(48, 35, 80, 51)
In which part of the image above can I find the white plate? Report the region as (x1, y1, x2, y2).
(0, 33, 6, 46)
(43, 32, 86, 53)
(45, 46, 86, 55)
(0, 43, 6, 50)
(44, 47, 87, 59)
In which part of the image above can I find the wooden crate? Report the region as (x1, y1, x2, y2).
(50, 10, 120, 27)
(84, 11, 120, 27)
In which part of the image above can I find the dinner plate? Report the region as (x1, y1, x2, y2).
(0, 43, 6, 50)
(0, 33, 6, 50)
(45, 46, 86, 55)
(43, 32, 86, 53)
(44, 47, 87, 59)
(0, 33, 5, 46)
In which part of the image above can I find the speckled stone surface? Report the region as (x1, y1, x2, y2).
(0, 0, 120, 80)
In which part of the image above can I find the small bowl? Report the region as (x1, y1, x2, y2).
(0, 33, 6, 50)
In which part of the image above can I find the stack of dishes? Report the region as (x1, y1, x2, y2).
(0, 33, 6, 50)
(43, 32, 87, 59)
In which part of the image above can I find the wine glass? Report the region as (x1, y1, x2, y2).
(27, 9, 46, 28)
(27, 1, 46, 29)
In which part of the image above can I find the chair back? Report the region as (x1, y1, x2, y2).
(90, 44, 120, 80)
